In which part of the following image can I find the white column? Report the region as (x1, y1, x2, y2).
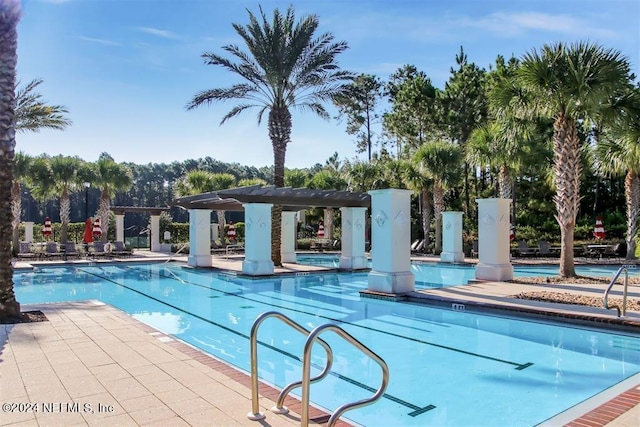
(476, 198, 513, 281)
(187, 209, 212, 267)
(150, 215, 162, 252)
(210, 223, 219, 242)
(339, 207, 367, 270)
(440, 211, 465, 263)
(115, 214, 125, 242)
(367, 189, 415, 293)
(281, 211, 297, 263)
(24, 222, 34, 242)
(242, 203, 274, 276)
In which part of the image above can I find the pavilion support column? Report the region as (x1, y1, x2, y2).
(367, 189, 415, 293)
(115, 214, 125, 243)
(440, 211, 464, 263)
(339, 207, 367, 270)
(475, 198, 513, 281)
(187, 209, 212, 267)
(281, 211, 297, 263)
(24, 221, 34, 242)
(150, 214, 162, 252)
(243, 203, 274, 276)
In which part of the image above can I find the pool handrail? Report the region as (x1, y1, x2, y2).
(163, 243, 188, 263)
(247, 311, 333, 421)
(603, 264, 631, 317)
(301, 323, 389, 427)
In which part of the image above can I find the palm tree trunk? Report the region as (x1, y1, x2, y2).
(99, 190, 110, 243)
(554, 115, 580, 277)
(269, 106, 291, 266)
(11, 180, 20, 253)
(217, 210, 226, 244)
(434, 184, 444, 254)
(498, 164, 512, 199)
(421, 188, 432, 252)
(325, 208, 334, 241)
(60, 188, 70, 243)
(0, 0, 22, 319)
(625, 170, 639, 260)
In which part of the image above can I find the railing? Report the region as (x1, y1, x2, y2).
(247, 311, 333, 421)
(301, 324, 389, 427)
(604, 264, 634, 317)
(164, 243, 188, 263)
(247, 311, 389, 427)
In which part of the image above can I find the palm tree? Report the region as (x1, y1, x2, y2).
(594, 89, 640, 260)
(187, 5, 352, 265)
(15, 78, 71, 132)
(11, 151, 32, 252)
(515, 41, 631, 277)
(93, 155, 133, 243)
(211, 173, 237, 242)
(414, 141, 463, 254)
(49, 155, 83, 243)
(402, 161, 433, 252)
(308, 169, 347, 240)
(0, 0, 22, 319)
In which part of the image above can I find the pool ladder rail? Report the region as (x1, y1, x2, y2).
(603, 264, 634, 317)
(248, 311, 389, 427)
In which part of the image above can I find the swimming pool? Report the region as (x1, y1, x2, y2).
(297, 254, 637, 288)
(14, 263, 640, 426)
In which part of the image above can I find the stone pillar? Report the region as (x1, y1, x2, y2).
(115, 214, 125, 243)
(187, 209, 212, 267)
(24, 222, 34, 242)
(150, 214, 161, 252)
(243, 203, 274, 276)
(339, 207, 367, 270)
(211, 223, 219, 243)
(440, 211, 464, 263)
(475, 198, 513, 281)
(367, 189, 415, 293)
(281, 211, 297, 263)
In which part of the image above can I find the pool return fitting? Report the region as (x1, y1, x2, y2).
(603, 265, 634, 317)
(248, 310, 389, 426)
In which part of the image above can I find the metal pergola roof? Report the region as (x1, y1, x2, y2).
(111, 206, 172, 215)
(172, 185, 371, 211)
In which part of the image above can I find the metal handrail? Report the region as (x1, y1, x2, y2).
(247, 311, 334, 421)
(163, 243, 188, 263)
(604, 265, 632, 317)
(301, 323, 389, 427)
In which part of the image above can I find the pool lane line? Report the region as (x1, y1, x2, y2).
(78, 267, 432, 416)
(143, 265, 534, 371)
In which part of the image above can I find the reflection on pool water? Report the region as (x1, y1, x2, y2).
(296, 254, 637, 288)
(13, 263, 640, 427)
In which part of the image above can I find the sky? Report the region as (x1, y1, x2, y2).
(16, 0, 640, 169)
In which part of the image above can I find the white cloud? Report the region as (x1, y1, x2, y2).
(79, 36, 120, 47)
(138, 27, 181, 40)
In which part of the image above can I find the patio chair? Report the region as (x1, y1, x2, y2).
(63, 242, 80, 259)
(537, 240, 559, 257)
(43, 242, 61, 260)
(517, 240, 537, 257)
(601, 243, 622, 259)
(16, 242, 38, 260)
(112, 241, 132, 257)
(90, 242, 111, 258)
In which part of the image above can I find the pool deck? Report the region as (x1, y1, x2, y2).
(3, 250, 639, 426)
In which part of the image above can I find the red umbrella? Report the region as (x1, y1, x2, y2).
(42, 217, 52, 238)
(227, 221, 236, 241)
(83, 218, 93, 243)
(593, 216, 606, 240)
(317, 221, 325, 239)
(510, 225, 515, 241)
(92, 218, 102, 238)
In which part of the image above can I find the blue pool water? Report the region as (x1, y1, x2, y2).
(297, 254, 638, 288)
(13, 263, 640, 426)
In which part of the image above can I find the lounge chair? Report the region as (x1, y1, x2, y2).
(90, 242, 111, 258)
(517, 240, 537, 257)
(16, 242, 38, 260)
(43, 242, 61, 260)
(63, 242, 80, 259)
(537, 240, 559, 257)
(112, 241, 132, 257)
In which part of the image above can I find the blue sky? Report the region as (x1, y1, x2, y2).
(17, 0, 640, 169)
